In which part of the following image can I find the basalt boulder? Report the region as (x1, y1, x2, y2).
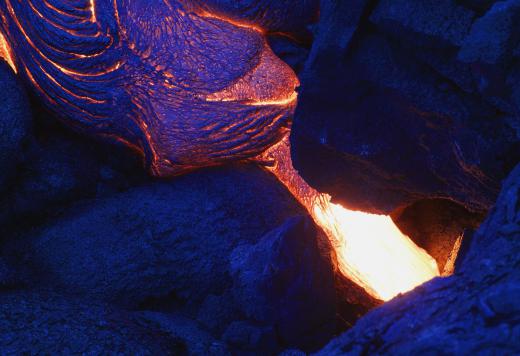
(291, 0, 520, 215)
(0, 117, 148, 230)
(0, 291, 183, 354)
(315, 163, 520, 355)
(5, 164, 306, 308)
(0, 61, 31, 190)
(193, 0, 319, 38)
(228, 216, 336, 353)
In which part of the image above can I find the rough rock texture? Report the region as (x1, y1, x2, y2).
(228, 216, 336, 352)
(316, 164, 520, 355)
(0, 291, 183, 354)
(133, 312, 230, 355)
(292, 0, 520, 215)
(0, 116, 148, 229)
(458, 0, 497, 13)
(392, 199, 484, 273)
(305, 0, 370, 69)
(370, 0, 475, 48)
(194, 0, 319, 37)
(459, 0, 520, 112)
(1, 163, 353, 354)
(0, 0, 299, 176)
(5, 164, 305, 308)
(268, 35, 310, 74)
(0, 61, 31, 190)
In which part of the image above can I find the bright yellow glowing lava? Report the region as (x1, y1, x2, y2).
(0, 31, 16, 73)
(314, 197, 439, 300)
(261, 136, 440, 301)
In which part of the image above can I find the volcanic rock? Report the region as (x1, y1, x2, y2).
(134, 312, 230, 355)
(291, 1, 520, 215)
(6, 164, 306, 308)
(0, 61, 31, 190)
(315, 163, 520, 355)
(0, 291, 183, 354)
(458, 0, 520, 110)
(458, 0, 520, 66)
(458, 0, 498, 13)
(370, 0, 475, 48)
(11, 132, 100, 219)
(194, 0, 319, 37)
(392, 199, 484, 273)
(0, 119, 148, 229)
(305, 0, 370, 69)
(222, 321, 278, 354)
(229, 216, 336, 352)
(268, 35, 310, 74)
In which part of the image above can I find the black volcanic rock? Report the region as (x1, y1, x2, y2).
(0, 62, 31, 190)
(291, 0, 520, 215)
(392, 199, 483, 273)
(133, 312, 230, 355)
(305, 0, 370, 68)
(458, 0, 498, 13)
(315, 164, 520, 355)
(459, 0, 520, 66)
(370, 0, 475, 48)
(194, 0, 319, 37)
(0, 119, 148, 229)
(0, 291, 183, 354)
(458, 0, 520, 112)
(6, 164, 306, 308)
(229, 216, 336, 352)
(11, 133, 100, 219)
(268, 35, 310, 74)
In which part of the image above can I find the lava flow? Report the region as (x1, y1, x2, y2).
(0, 31, 15, 73)
(0, 0, 439, 302)
(260, 136, 440, 301)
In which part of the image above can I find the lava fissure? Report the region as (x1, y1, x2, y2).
(261, 135, 440, 301)
(0, 0, 440, 302)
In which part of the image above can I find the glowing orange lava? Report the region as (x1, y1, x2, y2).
(1, 0, 439, 302)
(0, 31, 16, 73)
(262, 136, 440, 301)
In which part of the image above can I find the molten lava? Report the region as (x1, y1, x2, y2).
(0, 0, 440, 302)
(261, 136, 440, 301)
(0, 31, 15, 73)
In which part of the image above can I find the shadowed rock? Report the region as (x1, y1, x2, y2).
(0, 291, 184, 354)
(6, 164, 305, 308)
(292, 0, 520, 215)
(194, 0, 319, 37)
(315, 164, 520, 355)
(370, 0, 475, 48)
(0, 61, 30, 190)
(229, 216, 336, 353)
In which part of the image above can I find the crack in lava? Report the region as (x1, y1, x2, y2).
(261, 135, 440, 301)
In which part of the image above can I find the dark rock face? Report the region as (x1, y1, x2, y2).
(6, 164, 305, 308)
(316, 164, 520, 355)
(0, 291, 184, 354)
(194, 0, 319, 37)
(0, 62, 30, 190)
(133, 312, 230, 355)
(371, 0, 475, 47)
(11, 133, 100, 219)
(392, 198, 484, 273)
(1, 164, 350, 355)
(0, 117, 148, 229)
(229, 216, 336, 352)
(292, 0, 520, 214)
